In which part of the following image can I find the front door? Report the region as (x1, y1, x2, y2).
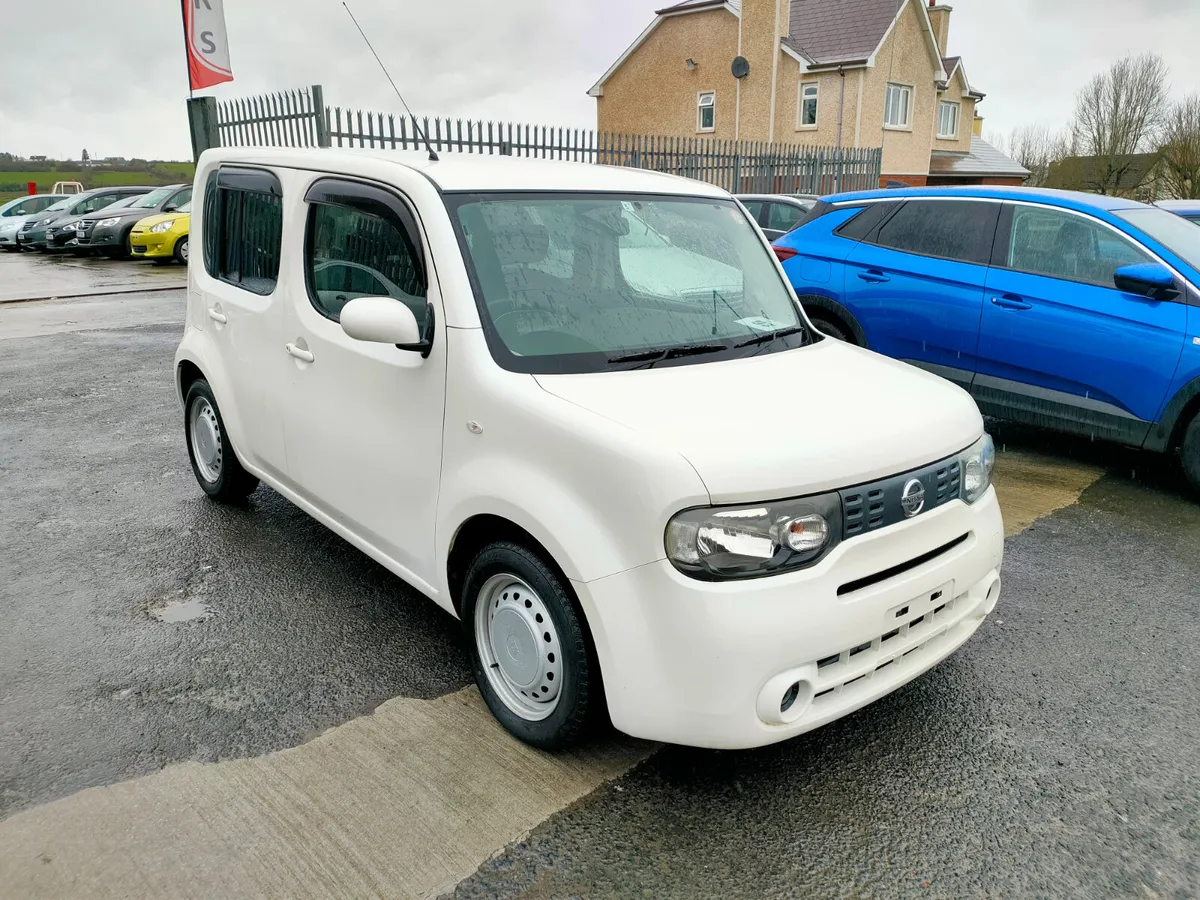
(975, 203, 1187, 443)
(842, 198, 1000, 388)
(280, 176, 446, 588)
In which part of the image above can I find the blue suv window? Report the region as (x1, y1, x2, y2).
(871, 199, 998, 265)
(834, 201, 899, 240)
(1004, 206, 1151, 289)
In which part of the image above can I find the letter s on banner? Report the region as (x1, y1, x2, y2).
(183, 0, 233, 91)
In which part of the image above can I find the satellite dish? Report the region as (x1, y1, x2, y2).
(731, 56, 750, 79)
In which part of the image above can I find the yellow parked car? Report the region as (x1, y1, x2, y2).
(130, 201, 191, 264)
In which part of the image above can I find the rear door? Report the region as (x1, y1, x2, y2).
(842, 198, 1000, 388)
(975, 203, 1186, 443)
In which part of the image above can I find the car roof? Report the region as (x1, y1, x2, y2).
(821, 184, 1149, 213)
(201, 147, 731, 198)
(1155, 199, 1200, 211)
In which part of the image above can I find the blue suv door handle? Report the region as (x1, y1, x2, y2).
(991, 294, 1032, 310)
(858, 270, 890, 284)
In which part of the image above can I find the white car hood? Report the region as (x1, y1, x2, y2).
(534, 340, 983, 503)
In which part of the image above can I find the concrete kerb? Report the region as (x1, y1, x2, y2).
(0, 285, 187, 305)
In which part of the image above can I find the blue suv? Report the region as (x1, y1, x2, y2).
(772, 186, 1200, 490)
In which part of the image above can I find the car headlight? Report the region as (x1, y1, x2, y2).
(98, 217, 121, 227)
(57, 223, 77, 233)
(38, 217, 55, 226)
(959, 433, 995, 504)
(665, 492, 842, 580)
(149, 219, 175, 233)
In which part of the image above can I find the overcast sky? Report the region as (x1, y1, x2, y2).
(2, 0, 1196, 161)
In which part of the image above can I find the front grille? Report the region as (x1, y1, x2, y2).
(810, 584, 963, 705)
(20, 220, 36, 233)
(841, 457, 961, 538)
(76, 222, 96, 243)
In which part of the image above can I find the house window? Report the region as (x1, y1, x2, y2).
(938, 101, 960, 138)
(799, 82, 819, 127)
(884, 83, 912, 128)
(697, 92, 715, 132)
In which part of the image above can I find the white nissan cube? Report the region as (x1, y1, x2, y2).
(176, 147, 1003, 750)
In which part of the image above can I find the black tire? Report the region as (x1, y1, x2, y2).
(0, 244, 19, 253)
(173, 235, 189, 266)
(810, 313, 853, 344)
(183, 379, 258, 502)
(116, 230, 134, 260)
(1181, 413, 1200, 495)
(461, 542, 601, 749)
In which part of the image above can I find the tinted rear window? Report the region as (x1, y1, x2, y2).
(872, 199, 999, 265)
(834, 201, 900, 241)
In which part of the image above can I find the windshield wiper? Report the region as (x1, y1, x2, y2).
(733, 325, 809, 349)
(607, 343, 727, 367)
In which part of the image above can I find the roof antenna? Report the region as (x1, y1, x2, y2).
(341, 2, 438, 161)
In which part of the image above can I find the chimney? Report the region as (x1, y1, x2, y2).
(973, 114, 984, 137)
(739, 0, 793, 142)
(927, 2, 952, 57)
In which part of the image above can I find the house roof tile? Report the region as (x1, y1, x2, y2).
(928, 136, 1030, 178)
(787, 0, 904, 64)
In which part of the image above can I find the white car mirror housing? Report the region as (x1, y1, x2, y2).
(340, 296, 432, 356)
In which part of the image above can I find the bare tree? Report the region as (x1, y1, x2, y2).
(1161, 94, 1200, 199)
(1071, 52, 1170, 194)
(1004, 123, 1073, 187)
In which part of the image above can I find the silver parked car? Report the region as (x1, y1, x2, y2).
(736, 193, 819, 241)
(0, 193, 70, 251)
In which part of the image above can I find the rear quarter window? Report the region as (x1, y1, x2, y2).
(833, 201, 899, 241)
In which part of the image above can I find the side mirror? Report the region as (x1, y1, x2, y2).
(163, 203, 177, 213)
(1114, 263, 1179, 301)
(340, 296, 434, 357)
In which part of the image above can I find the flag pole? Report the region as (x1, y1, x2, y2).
(180, 0, 194, 99)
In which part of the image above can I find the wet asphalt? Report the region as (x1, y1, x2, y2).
(0, 304, 471, 818)
(2, 272, 1199, 897)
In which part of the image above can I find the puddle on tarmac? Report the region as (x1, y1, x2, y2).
(150, 597, 212, 623)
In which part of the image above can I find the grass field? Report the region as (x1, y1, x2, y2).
(0, 164, 196, 204)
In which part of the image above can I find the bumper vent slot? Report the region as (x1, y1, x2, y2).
(836, 533, 970, 596)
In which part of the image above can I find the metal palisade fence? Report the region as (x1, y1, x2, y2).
(209, 85, 881, 195)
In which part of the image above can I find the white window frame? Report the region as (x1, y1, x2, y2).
(697, 91, 716, 133)
(798, 81, 819, 129)
(937, 100, 960, 139)
(884, 82, 913, 130)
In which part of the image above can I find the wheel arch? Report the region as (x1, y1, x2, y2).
(797, 294, 867, 347)
(1144, 373, 1200, 452)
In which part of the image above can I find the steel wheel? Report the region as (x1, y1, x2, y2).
(474, 573, 563, 721)
(189, 396, 223, 484)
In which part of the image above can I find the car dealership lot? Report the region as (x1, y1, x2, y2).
(1, 261, 1198, 898)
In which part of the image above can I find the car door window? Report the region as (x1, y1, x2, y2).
(1005, 206, 1153, 289)
(4, 199, 35, 216)
(203, 168, 283, 294)
(167, 187, 192, 210)
(305, 198, 428, 324)
(740, 200, 765, 224)
(766, 202, 804, 234)
(872, 200, 998, 264)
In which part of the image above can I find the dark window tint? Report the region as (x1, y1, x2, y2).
(767, 201, 805, 233)
(872, 199, 998, 264)
(202, 169, 283, 295)
(1006, 205, 1151, 288)
(834, 201, 899, 241)
(305, 200, 427, 325)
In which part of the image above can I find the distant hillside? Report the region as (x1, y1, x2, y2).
(0, 161, 196, 203)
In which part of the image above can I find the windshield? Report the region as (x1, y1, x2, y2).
(130, 187, 174, 209)
(1116, 207, 1200, 274)
(447, 193, 811, 374)
(43, 197, 76, 213)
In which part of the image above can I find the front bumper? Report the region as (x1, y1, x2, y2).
(130, 228, 176, 258)
(77, 223, 121, 250)
(575, 486, 1004, 749)
(46, 228, 80, 249)
(19, 226, 50, 248)
(0, 229, 19, 246)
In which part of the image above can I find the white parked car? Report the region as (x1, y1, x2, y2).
(176, 148, 1004, 750)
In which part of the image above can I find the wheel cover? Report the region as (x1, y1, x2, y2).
(189, 397, 223, 484)
(474, 573, 563, 721)
(179, 238, 189, 261)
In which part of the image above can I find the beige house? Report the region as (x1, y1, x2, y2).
(588, 0, 1027, 187)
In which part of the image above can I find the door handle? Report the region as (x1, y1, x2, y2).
(990, 295, 1032, 310)
(207, 308, 227, 324)
(857, 270, 890, 284)
(285, 343, 315, 363)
